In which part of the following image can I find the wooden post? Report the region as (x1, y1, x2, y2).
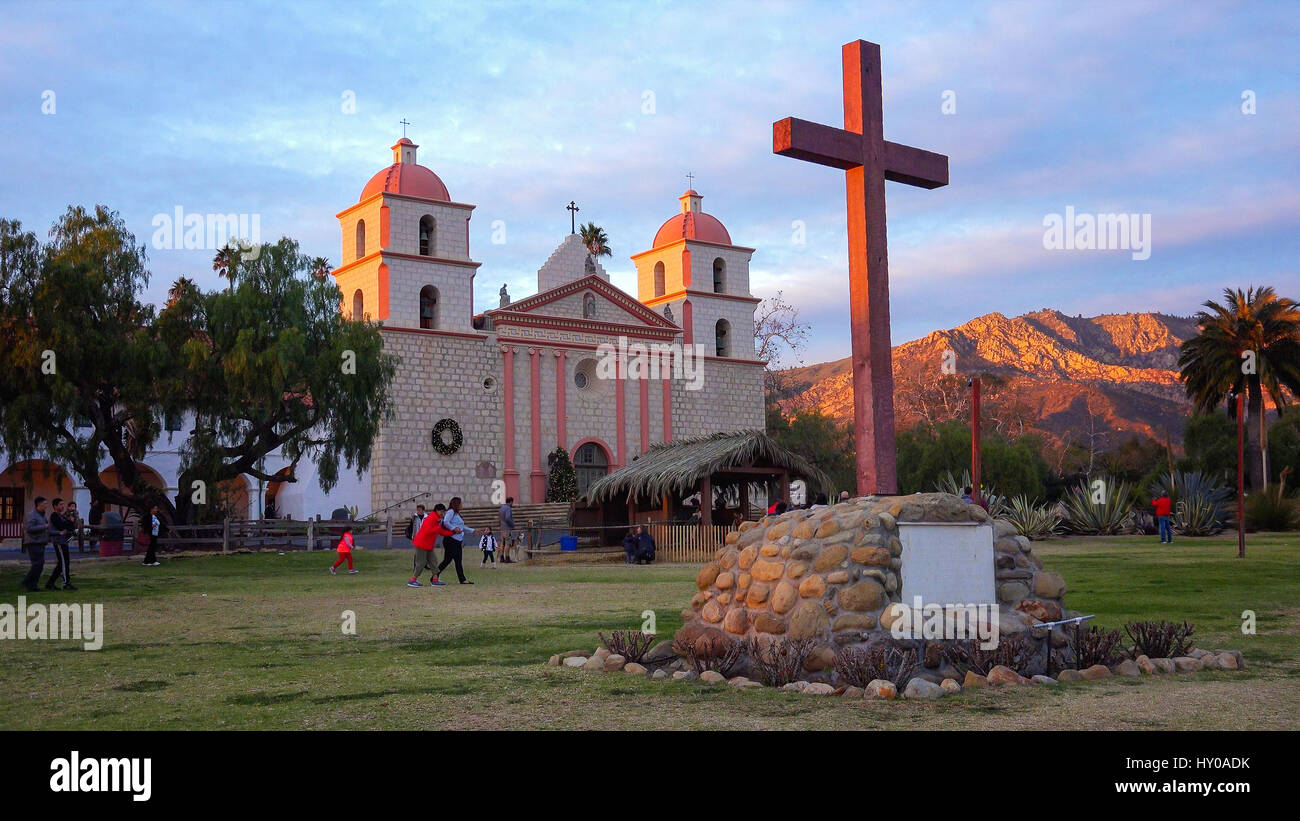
(306, 518, 314, 552)
(699, 475, 713, 527)
(740, 481, 750, 522)
(1236, 391, 1246, 559)
(970, 376, 982, 506)
(779, 471, 790, 504)
(385, 515, 393, 551)
(222, 517, 230, 554)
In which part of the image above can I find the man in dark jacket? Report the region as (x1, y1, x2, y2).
(21, 498, 49, 592)
(634, 525, 655, 565)
(46, 497, 75, 590)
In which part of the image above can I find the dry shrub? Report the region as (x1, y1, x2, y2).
(1123, 620, 1194, 659)
(833, 641, 918, 689)
(744, 638, 815, 687)
(941, 634, 1037, 677)
(598, 629, 656, 663)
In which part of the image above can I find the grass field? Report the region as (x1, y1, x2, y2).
(1, 534, 1297, 730)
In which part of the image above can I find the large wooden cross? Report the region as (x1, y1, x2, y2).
(774, 39, 949, 495)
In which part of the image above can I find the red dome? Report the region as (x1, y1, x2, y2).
(360, 162, 450, 202)
(653, 189, 731, 247)
(653, 210, 731, 247)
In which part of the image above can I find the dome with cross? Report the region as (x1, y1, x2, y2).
(653, 189, 732, 248)
(359, 138, 451, 203)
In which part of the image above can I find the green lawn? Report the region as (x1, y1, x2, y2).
(1, 534, 1297, 730)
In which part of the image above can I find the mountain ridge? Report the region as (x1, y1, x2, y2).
(776, 310, 1200, 448)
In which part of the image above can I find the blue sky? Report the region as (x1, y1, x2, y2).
(1, 0, 1297, 365)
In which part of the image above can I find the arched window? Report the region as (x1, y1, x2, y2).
(355, 220, 366, 260)
(712, 257, 725, 293)
(715, 318, 730, 357)
(653, 261, 666, 298)
(582, 293, 596, 319)
(419, 285, 439, 329)
(352, 289, 365, 320)
(573, 442, 610, 498)
(419, 215, 435, 256)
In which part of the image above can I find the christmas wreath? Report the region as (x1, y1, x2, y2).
(431, 418, 463, 455)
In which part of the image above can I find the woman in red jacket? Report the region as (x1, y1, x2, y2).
(409, 503, 459, 587)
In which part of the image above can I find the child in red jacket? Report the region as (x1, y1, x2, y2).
(330, 526, 358, 574)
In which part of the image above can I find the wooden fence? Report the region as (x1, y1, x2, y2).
(149, 517, 391, 553)
(647, 523, 733, 564)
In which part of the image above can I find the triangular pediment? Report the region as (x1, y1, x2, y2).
(491, 274, 678, 331)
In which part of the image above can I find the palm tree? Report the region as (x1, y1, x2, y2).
(1178, 286, 1300, 489)
(213, 245, 234, 292)
(578, 222, 611, 259)
(309, 256, 333, 281)
(166, 276, 198, 308)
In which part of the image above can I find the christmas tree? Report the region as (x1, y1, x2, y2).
(546, 446, 578, 502)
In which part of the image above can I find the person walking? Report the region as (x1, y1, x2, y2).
(45, 497, 76, 590)
(1153, 491, 1174, 544)
(436, 496, 476, 585)
(330, 524, 359, 574)
(409, 503, 455, 587)
(141, 504, 162, 566)
(479, 527, 498, 569)
(498, 497, 515, 563)
(21, 497, 50, 592)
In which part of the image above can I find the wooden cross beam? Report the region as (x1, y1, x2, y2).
(773, 39, 948, 495)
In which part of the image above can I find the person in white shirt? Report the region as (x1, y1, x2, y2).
(436, 496, 475, 584)
(479, 527, 499, 569)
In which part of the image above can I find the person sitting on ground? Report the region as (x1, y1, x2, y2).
(809, 493, 829, 510)
(774, 501, 789, 515)
(634, 525, 656, 565)
(961, 486, 973, 504)
(839, 490, 850, 503)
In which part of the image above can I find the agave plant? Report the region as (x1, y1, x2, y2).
(1004, 495, 1062, 540)
(1149, 471, 1231, 536)
(1061, 475, 1135, 535)
(933, 469, 1008, 517)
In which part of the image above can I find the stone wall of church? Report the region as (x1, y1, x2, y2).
(688, 295, 759, 359)
(383, 256, 476, 331)
(688, 243, 752, 297)
(384, 196, 472, 261)
(342, 200, 384, 264)
(372, 328, 503, 514)
(672, 358, 766, 438)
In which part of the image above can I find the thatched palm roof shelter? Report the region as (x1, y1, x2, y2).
(585, 429, 831, 526)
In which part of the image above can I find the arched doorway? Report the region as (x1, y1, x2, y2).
(263, 466, 295, 519)
(573, 440, 610, 499)
(215, 476, 251, 520)
(96, 463, 168, 515)
(0, 460, 75, 541)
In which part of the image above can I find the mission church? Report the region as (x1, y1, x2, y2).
(330, 137, 766, 516)
(0, 136, 767, 538)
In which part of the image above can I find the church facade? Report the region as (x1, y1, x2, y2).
(332, 138, 766, 514)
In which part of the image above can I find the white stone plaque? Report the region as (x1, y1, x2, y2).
(898, 521, 995, 606)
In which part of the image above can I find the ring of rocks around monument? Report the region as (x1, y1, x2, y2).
(546, 493, 1247, 699)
